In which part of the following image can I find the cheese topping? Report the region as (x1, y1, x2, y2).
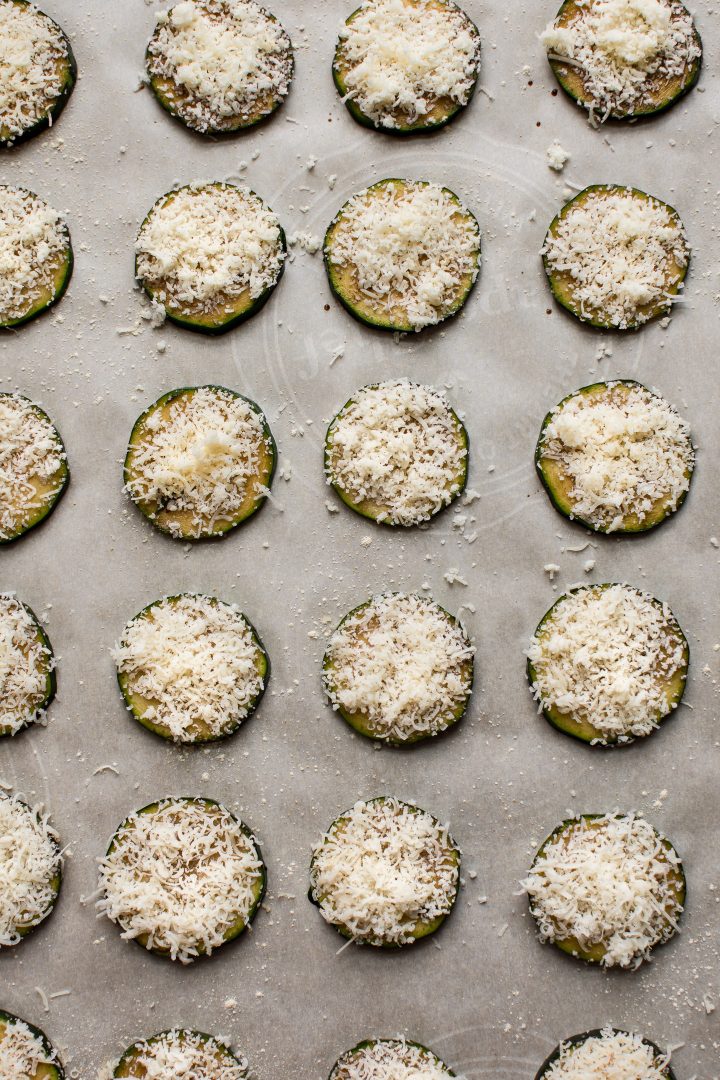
(136, 184, 285, 317)
(543, 1029, 670, 1080)
(148, 0, 292, 133)
(324, 593, 473, 742)
(326, 381, 467, 525)
(541, 187, 688, 328)
(0, 186, 68, 322)
(116, 1030, 247, 1080)
(114, 594, 265, 742)
(332, 1040, 454, 1080)
(0, 1, 70, 141)
(98, 799, 263, 963)
(326, 180, 480, 330)
(528, 585, 685, 740)
(0, 394, 67, 541)
(0, 594, 52, 736)
(0, 794, 60, 947)
(523, 813, 683, 968)
(0, 1015, 58, 1079)
(335, 0, 480, 128)
(310, 797, 459, 945)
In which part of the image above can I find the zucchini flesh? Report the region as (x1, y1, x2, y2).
(0, 187, 73, 329)
(0, 1011, 64, 1080)
(0, 598, 56, 738)
(330, 1040, 456, 1080)
(0, 395, 70, 543)
(0, 796, 62, 944)
(535, 1029, 676, 1080)
(115, 1029, 246, 1078)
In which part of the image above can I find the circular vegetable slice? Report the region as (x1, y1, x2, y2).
(323, 593, 474, 746)
(309, 795, 460, 947)
(0, 0, 76, 147)
(542, 0, 702, 123)
(535, 1028, 676, 1080)
(0, 186, 73, 328)
(123, 385, 276, 540)
(324, 179, 481, 332)
(535, 380, 694, 534)
(330, 1040, 456, 1080)
(113, 1029, 247, 1079)
(527, 583, 688, 746)
(0, 794, 62, 947)
(523, 812, 685, 968)
(115, 593, 269, 744)
(325, 380, 468, 526)
(0, 1010, 65, 1079)
(146, 0, 293, 136)
(135, 182, 286, 334)
(0, 394, 69, 544)
(97, 797, 266, 963)
(0, 594, 55, 737)
(333, 0, 480, 133)
(541, 185, 689, 330)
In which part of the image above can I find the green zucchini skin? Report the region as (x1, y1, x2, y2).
(0, 187, 73, 330)
(0, 796, 62, 943)
(0, 1011, 65, 1078)
(114, 1029, 246, 1078)
(330, 1040, 456, 1080)
(0, 395, 70, 544)
(0, 600, 56, 738)
(535, 1029, 676, 1080)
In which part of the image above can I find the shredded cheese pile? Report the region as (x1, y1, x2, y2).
(327, 180, 480, 330)
(0, 794, 60, 947)
(116, 1030, 247, 1080)
(0, 1, 69, 141)
(136, 184, 285, 316)
(332, 1040, 453, 1080)
(0, 186, 68, 322)
(543, 1028, 670, 1080)
(528, 585, 685, 741)
(335, 0, 480, 128)
(523, 813, 683, 968)
(540, 382, 693, 531)
(310, 797, 459, 945)
(0, 1015, 58, 1078)
(0, 394, 66, 541)
(541, 187, 688, 328)
(0, 594, 51, 735)
(97, 799, 263, 963)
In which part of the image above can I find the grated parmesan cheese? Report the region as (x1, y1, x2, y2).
(0, 1013, 60, 1078)
(331, 1039, 454, 1080)
(0, 794, 61, 947)
(0, 594, 53, 736)
(111, 1029, 247, 1079)
(0, 394, 67, 541)
(0, 1, 71, 142)
(542, 1028, 671, 1080)
(0, 185, 69, 323)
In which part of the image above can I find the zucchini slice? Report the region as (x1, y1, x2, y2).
(0, 394, 69, 543)
(135, 182, 286, 334)
(123, 385, 276, 540)
(309, 795, 460, 947)
(0, 186, 73, 328)
(0, 0, 76, 147)
(325, 380, 468, 526)
(98, 797, 265, 963)
(535, 380, 694, 534)
(535, 1028, 676, 1080)
(0, 594, 55, 737)
(324, 179, 480, 332)
(0, 1011, 64, 1080)
(542, 0, 702, 123)
(323, 593, 474, 746)
(541, 185, 689, 330)
(333, 0, 480, 133)
(330, 1040, 456, 1080)
(524, 813, 685, 968)
(114, 1029, 247, 1079)
(527, 583, 688, 746)
(0, 794, 62, 947)
(115, 593, 269, 744)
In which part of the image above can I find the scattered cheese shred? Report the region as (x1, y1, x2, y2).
(331, 1040, 454, 1080)
(0, 394, 67, 541)
(0, 794, 61, 947)
(0, 1, 70, 142)
(543, 1028, 671, 1079)
(0, 185, 68, 323)
(0, 594, 53, 736)
(113, 1029, 247, 1079)
(0, 1013, 59, 1078)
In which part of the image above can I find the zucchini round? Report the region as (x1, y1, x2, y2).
(325, 380, 468, 526)
(333, 0, 480, 133)
(323, 593, 474, 746)
(115, 593, 269, 744)
(330, 1040, 456, 1080)
(0, 186, 73, 328)
(114, 1029, 247, 1079)
(98, 797, 266, 963)
(123, 385, 276, 540)
(541, 185, 689, 330)
(0, 794, 62, 947)
(0, 0, 76, 147)
(309, 795, 460, 947)
(0, 1010, 64, 1079)
(135, 182, 286, 334)
(0, 594, 55, 738)
(0, 394, 69, 544)
(535, 1028, 675, 1080)
(146, 0, 293, 136)
(324, 179, 480, 332)
(535, 380, 694, 534)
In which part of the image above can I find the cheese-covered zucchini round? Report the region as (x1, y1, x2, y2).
(333, 0, 480, 133)
(0, 594, 55, 738)
(527, 583, 688, 746)
(524, 813, 684, 969)
(0, 186, 73, 328)
(323, 593, 474, 745)
(0, 0, 76, 147)
(325, 380, 468, 526)
(0, 394, 69, 543)
(324, 179, 480, 332)
(309, 796, 460, 946)
(535, 1028, 676, 1080)
(135, 182, 286, 333)
(98, 797, 266, 963)
(0, 794, 62, 947)
(541, 0, 702, 124)
(0, 1011, 64, 1080)
(541, 185, 689, 330)
(536, 381, 694, 534)
(146, 0, 293, 136)
(123, 385, 276, 540)
(330, 1040, 456, 1080)
(114, 593, 269, 744)
(113, 1029, 247, 1079)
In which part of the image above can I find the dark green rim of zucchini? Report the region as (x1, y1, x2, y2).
(0, 186, 73, 329)
(0, 599, 56, 738)
(0, 1010, 64, 1078)
(114, 1029, 246, 1078)
(330, 1039, 455, 1080)
(116, 593, 269, 744)
(0, 795, 62, 943)
(535, 1028, 676, 1080)
(0, 394, 70, 544)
